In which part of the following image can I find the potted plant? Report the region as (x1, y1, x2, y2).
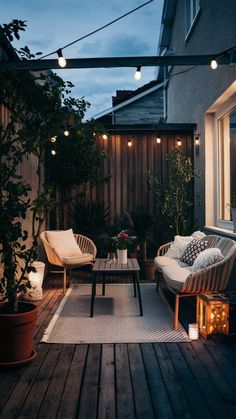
(123, 206, 156, 280)
(111, 230, 136, 264)
(0, 20, 80, 366)
(146, 147, 197, 241)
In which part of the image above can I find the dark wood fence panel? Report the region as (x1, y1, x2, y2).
(86, 131, 194, 223)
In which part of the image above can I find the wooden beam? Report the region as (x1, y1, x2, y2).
(0, 53, 234, 70)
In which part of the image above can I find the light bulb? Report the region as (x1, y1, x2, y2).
(51, 149, 56, 155)
(177, 139, 182, 146)
(156, 137, 161, 144)
(210, 59, 218, 70)
(64, 129, 69, 136)
(57, 49, 67, 68)
(127, 139, 132, 147)
(134, 66, 141, 80)
(102, 134, 108, 140)
(50, 136, 57, 143)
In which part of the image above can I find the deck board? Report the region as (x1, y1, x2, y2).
(0, 274, 236, 419)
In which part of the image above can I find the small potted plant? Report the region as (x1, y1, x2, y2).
(111, 230, 136, 264)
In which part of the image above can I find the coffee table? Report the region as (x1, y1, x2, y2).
(90, 258, 143, 317)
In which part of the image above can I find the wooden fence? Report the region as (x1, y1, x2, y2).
(85, 131, 194, 223)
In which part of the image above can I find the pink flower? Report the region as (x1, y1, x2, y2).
(120, 233, 128, 239)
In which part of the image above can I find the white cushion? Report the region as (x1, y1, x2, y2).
(162, 265, 192, 291)
(154, 256, 189, 271)
(61, 253, 93, 266)
(191, 248, 224, 272)
(165, 235, 193, 258)
(165, 231, 206, 259)
(46, 229, 82, 259)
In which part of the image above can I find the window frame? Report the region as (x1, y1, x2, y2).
(214, 97, 236, 231)
(185, 0, 201, 40)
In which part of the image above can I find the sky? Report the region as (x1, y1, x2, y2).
(1, 0, 164, 119)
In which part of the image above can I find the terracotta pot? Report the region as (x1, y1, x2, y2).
(140, 260, 156, 281)
(0, 302, 38, 366)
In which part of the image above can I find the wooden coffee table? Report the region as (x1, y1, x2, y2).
(90, 258, 143, 317)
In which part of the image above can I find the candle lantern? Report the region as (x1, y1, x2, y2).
(188, 323, 199, 340)
(24, 261, 45, 301)
(197, 294, 229, 338)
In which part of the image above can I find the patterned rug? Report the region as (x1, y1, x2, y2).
(41, 284, 190, 344)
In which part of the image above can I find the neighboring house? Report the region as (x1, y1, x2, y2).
(157, 0, 236, 237)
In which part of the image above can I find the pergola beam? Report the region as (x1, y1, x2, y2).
(0, 53, 235, 70)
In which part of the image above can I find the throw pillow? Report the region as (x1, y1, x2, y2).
(46, 229, 82, 258)
(191, 248, 224, 272)
(165, 235, 193, 258)
(180, 239, 208, 265)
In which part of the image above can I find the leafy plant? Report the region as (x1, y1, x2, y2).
(147, 147, 197, 240)
(111, 230, 136, 250)
(70, 199, 111, 255)
(0, 20, 95, 311)
(122, 206, 154, 261)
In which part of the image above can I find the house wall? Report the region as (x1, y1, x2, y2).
(162, 0, 236, 228)
(114, 88, 163, 124)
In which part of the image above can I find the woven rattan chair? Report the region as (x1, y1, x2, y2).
(40, 231, 97, 294)
(155, 235, 236, 330)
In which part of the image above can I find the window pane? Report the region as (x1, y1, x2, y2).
(218, 108, 236, 220)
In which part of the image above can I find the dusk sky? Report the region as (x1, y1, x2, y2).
(1, 0, 164, 119)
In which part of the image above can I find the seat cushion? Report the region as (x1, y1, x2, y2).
(46, 229, 82, 259)
(162, 264, 192, 291)
(61, 253, 93, 266)
(154, 256, 189, 272)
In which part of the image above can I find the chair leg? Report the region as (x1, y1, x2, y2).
(63, 268, 67, 294)
(174, 294, 180, 330)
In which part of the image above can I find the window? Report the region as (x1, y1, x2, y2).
(218, 108, 236, 223)
(185, 0, 200, 38)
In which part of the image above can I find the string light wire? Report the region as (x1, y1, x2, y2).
(39, 0, 154, 60)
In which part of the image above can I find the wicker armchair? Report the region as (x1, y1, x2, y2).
(40, 231, 97, 294)
(155, 235, 236, 330)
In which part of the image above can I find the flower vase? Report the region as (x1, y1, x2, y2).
(117, 249, 127, 264)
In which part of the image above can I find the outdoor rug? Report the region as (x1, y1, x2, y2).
(41, 284, 190, 344)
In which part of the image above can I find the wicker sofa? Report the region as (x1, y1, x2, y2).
(154, 234, 236, 330)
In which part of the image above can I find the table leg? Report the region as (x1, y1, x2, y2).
(90, 273, 97, 317)
(102, 274, 106, 295)
(132, 273, 137, 297)
(135, 271, 143, 316)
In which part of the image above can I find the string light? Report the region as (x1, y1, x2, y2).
(156, 137, 161, 144)
(57, 49, 67, 68)
(50, 136, 57, 143)
(102, 134, 108, 139)
(177, 139, 182, 146)
(134, 65, 141, 80)
(127, 138, 133, 147)
(64, 129, 69, 136)
(51, 149, 56, 155)
(210, 59, 218, 69)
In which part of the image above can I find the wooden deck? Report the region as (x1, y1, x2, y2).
(1, 272, 236, 419)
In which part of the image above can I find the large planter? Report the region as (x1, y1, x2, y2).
(140, 260, 156, 281)
(117, 249, 128, 264)
(0, 302, 38, 367)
